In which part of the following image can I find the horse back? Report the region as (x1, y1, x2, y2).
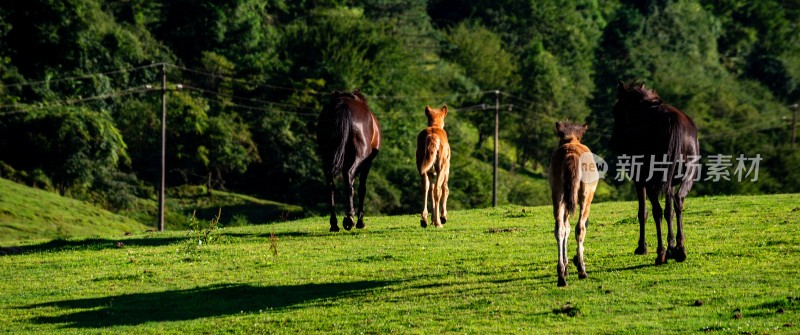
(343, 98, 380, 152)
(416, 127, 449, 174)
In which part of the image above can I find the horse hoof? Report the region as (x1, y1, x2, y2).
(634, 245, 648, 255)
(356, 221, 365, 229)
(655, 247, 668, 265)
(440, 216, 447, 224)
(578, 273, 588, 280)
(342, 217, 354, 230)
(329, 225, 340, 232)
(434, 223, 443, 228)
(557, 277, 568, 287)
(420, 220, 428, 228)
(672, 246, 687, 262)
(572, 255, 584, 273)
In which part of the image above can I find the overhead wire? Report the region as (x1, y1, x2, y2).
(0, 63, 163, 89)
(0, 86, 153, 115)
(0, 63, 550, 122)
(179, 84, 318, 112)
(166, 64, 324, 96)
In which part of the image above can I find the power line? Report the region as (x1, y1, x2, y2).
(167, 64, 324, 96)
(500, 91, 536, 106)
(0, 86, 153, 114)
(222, 101, 318, 118)
(0, 63, 163, 89)
(179, 84, 318, 112)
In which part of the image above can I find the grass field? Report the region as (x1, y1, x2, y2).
(0, 178, 305, 241)
(1, 193, 798, 334)
(0, 178, 149, 242)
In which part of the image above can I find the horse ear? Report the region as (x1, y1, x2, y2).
(637, 81, 646, 89)
(425, 105, 433, 116)
(441, 105, 448, 115)
(555, 122, 562, 132)
(617, 81, 627, 98)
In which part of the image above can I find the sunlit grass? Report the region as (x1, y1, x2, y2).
(1, 193, 798, 334)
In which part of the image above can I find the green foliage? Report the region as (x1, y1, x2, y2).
(0, 107, 128, 193)
(442, 21, 518, 147)
(184, 208, 222, 250)
(1, 0, 799, 224)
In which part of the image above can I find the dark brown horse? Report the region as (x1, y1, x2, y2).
(316, 90, 381, 232)
(609, 81, 699, 265)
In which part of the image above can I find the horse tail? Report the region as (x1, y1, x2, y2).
(562, 153, 581, 217)
(329, 101, 352, 177)
(663, 111, 683, 194)
(418, 134, 439, 175)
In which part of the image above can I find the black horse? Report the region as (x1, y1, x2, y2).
(316, 90, 381, 232)
(609, 81, 699, 265)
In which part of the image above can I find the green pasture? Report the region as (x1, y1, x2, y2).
(1, 193, 798, 334)
(0, 178, 149, 242)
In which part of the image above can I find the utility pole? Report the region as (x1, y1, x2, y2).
(493, 90, 499, 207)
(158, 63, 167, 232)
(792, 103, 798, 149)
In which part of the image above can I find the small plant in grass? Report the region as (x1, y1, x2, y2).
(268, 227, 278, 261)
(185, 208, 222, 251)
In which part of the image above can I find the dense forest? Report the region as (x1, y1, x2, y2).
(1, 0, 798, 226)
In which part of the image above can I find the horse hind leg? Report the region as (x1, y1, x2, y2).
(634, 185, 648, 255)
(664, 187, 676, 259)
(355, 155, 376, 229)
(439, 168, 450, 224)
(672, 195, 687, 262)
(646, 186, 667, 265)
(420, 172, 430, 228)
(431, 175, 444, 228)
(573, 191, 594, 280)
(341, 167, 358, 231)
(327, 178, 339, 232)
(555, 210, 570, 287)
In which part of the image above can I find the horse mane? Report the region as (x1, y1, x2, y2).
(556, 121, 587, 138)
(623, 80, 662, 106)
(330, 89, 367, 104)
(556, 121, 588, 145)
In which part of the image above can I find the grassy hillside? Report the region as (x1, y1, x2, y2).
(158, 185, 305, 230)
(1, 193, 798, 334)
(0, 178, 150, 242)
(0, 178, 306, 241)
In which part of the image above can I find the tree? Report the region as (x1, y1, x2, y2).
(0, 107, 128, 194)
(442, 21, 517, 149)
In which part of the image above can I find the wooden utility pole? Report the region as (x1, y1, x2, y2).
(792, 103, 798, 148)
(158, 64, 167, 231)
(493, 90, 499, 207)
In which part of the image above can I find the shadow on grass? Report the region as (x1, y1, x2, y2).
(599, 263, 652, 273)
(220, 231, 327, 239)
(22, 280, 394, 328)
(0, 237, 183, 256)
(745, 297, 799, 317)
(191, 204, 304, 226)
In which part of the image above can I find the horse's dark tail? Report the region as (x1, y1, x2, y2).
(662, 111, 682, 194)
(329, 102, 352, 177)
(563, 153, 581, 217)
